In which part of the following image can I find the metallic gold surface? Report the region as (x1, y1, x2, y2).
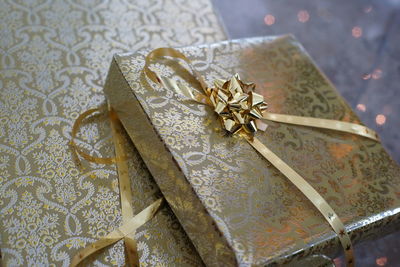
(248, 138, 354, 266)
(140, 46, 385, 265)
(0, 0, 226, 265)
(105, 35, 400, 266)
(105, 57, 237, 266)
(141, 47, 386, 266)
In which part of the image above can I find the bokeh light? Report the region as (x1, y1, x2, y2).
(264, 14, 275, 26)
(376, 114, 386, 125)
(352, 26, 363, 38)
(357, 104, 366, 112)
(372, 68, 383, 79)
(376, 257, 388, 266)
(297, 10, 310, 23)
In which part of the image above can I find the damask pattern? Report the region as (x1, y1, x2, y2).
(0, 0, 226, 266)
(110, 35, 400, 266)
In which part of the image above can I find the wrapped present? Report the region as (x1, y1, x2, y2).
(104, 35, 400, 266)
(0, 0, 226, 266)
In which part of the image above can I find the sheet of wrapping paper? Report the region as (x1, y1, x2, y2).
(104, 35, 400, 266)
(0, 0, 226, 266)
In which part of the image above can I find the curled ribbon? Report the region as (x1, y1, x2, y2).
(142, 48, 380, 266)
(70, 104, 163, 267)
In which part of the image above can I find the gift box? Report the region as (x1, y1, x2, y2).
(104, 35, 400, 266)
(0, 0, 226, 265)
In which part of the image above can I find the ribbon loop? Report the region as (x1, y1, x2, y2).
(70, 107, 126, 165)
(143, 47, 209, 92)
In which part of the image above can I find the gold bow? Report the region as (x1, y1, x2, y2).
(206, 74, 267, 136)
(70, 104, 163, 267)
(142, 47, 380, 267)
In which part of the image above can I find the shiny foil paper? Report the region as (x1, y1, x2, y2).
(0, 0, 226, 266)
(104, 35, 400, 266)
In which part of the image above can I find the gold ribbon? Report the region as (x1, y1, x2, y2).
(142, 48, 380, 266)
(262, 112, 378, 140)
(70, 104, 163, 267)
(71, 107, 117, 165)
(70, 199, 162, 267)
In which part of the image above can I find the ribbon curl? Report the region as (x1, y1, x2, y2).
(142, 47, 380, 267)
(70, 105, 163, 267)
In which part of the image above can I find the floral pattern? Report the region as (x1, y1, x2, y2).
(0, 0, 225, 266)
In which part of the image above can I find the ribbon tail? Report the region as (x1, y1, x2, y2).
(70, 230, 123, 267)
(109, 106, 138, 266)
(70, 198, 163, 267)
(262, 112, 379, 141)
(124, 235, 139, 267)
(109, 107, 134, 221)
(247, 137, 354, 267)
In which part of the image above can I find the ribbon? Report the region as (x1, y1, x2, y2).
(142, 48, 380, 266)
(70, 107, 118, 165)
(70, 104, 163, 267)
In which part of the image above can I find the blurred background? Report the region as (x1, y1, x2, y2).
(212, 0, 400, 266)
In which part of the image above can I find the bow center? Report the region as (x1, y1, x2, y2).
(206, 74, 268, 136)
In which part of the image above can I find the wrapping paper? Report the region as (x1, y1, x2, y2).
(0, 0, 226, 266)
(104, 35, 400, 266)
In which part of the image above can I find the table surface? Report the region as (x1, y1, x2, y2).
(212, 0, 400, 266)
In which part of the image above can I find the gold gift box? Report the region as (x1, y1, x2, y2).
(105, 35, 400, 265)
(0, 0, 225, 265)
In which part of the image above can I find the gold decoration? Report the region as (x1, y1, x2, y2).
(206, 74, 268, 136)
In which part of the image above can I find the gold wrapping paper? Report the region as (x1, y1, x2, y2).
(104, 35, 400, 266)
(0, 0, 226, 265)
(142, 47, 383, 266)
